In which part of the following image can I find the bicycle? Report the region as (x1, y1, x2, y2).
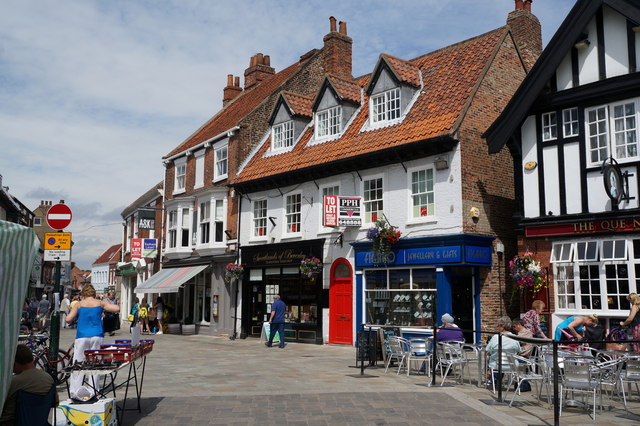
(20, 332, 74, 385)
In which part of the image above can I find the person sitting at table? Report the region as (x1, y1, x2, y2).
(512, 318, 533, 357)
(486, 316, 521, 388)
(554, 314, 598, 342)
(0, 344, 57, 425)
(436, 313, 464, 343)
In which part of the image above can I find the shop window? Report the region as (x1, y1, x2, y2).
(555, 265, 575, 310)
(579, 265, 601, 309)
(364, 267, 436, 326)
(575, 241, 598, 261)
(551, 243, 573, 262)
(363, 177, 383, 223)
(601, 240, 626, 260)
(606, 264, 630, 310)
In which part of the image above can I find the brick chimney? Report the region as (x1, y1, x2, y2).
(507, 0, 541, 72)
(223, 74, 242, 106)
(244, 53, 275, 90)
(322, 16, 353, 80)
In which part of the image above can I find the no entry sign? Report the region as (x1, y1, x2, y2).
(46, 203, 73, 230)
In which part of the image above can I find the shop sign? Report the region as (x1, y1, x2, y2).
(137, 208, 156, 230)
(251, 248, 307, 266)
(323, 196, 362, 227)
(525, 217, 640, 238)
(356, 246, 463, 267)
(465, 246, 492, 264)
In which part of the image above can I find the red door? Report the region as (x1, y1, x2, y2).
(329, 259, 353, 345)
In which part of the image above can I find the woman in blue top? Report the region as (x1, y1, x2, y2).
(65, 284, 120, 399)
(554, 314, 597, 341)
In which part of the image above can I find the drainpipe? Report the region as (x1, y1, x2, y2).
(234, 190, 243, 339)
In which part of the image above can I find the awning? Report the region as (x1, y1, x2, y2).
(135, 265, 207, 293)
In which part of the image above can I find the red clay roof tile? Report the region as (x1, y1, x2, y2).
(93, 244, 121, 265)
(379, 54, 421, 88)
(236, 28, 507, 183)
(281, 91, 314, 118)
(325, 75, 361, 104)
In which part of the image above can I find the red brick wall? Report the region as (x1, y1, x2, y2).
(459, 33, 530, 329)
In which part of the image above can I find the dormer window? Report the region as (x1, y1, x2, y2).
(316, 106, 342, 138)
(272, 120, 294, 150)
(371, 88, 401, 124)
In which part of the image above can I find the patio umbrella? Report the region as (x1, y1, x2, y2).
(0, 220, 40, 411)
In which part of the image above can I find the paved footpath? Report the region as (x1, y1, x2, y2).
(57, 328, 640, 425)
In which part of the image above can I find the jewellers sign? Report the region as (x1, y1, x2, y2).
(323, 196, 362, 227)
(525, 217, 640, 238)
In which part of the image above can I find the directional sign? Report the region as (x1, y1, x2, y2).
(46, 203, 73, 230)
(44, 232, 72, 250)
(44, 249, 71, 261)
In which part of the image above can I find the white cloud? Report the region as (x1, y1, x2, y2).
(0, 0, 575, 267)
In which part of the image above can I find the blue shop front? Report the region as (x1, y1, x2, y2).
(351, 234, 493, 342)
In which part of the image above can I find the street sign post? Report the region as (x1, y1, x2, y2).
(46, 203, 73, 230)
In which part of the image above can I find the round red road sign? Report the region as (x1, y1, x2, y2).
(46, 203, 73, 230)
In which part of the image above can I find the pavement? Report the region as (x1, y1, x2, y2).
(56, 327, 640, 425)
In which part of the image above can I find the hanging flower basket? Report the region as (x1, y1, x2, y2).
(366, 219, 402, 260)
(224, 263, 244, 283)
(508, 252, 548, 295)
(300, 257, 322, 278)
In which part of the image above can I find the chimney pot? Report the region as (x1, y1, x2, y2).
(515, 0, 524, 9)
(256, 53, 264, 65)
(524, 0, 532, 12)
(339, 21, 347, 35)
(234, 76, 240, 87)
(227, 74, 233, 86)
(264, 55, 270, 66)
(329, 16, 337, 32)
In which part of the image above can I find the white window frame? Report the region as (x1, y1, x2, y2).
(173, 158, 187, 194)
(562, 107, 579, 138)
(214, 143, 228, 182)
(370, 88, 401, 125)
(284, 193, 302, 235)
(272, 120, 295, 151)
(541, 112, 557, 141)
(199, 201, 210, 245)
(34, 217, 41, 226)
(194, 149, 205, 189)
(585, 99, 640, 167)
(180, 207, 191, 248)
(611, 100, 638, 161)
(252, 199, 268, 239)
(586, 105, 609, 165)
(408, 166, 435, 222)
(362, 176, 384, 224)
(315, 106, 342, 139)
(213, 199, 225, 243)
(167, 209, 178, 249)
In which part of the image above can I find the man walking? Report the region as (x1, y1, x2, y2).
(37, 294, 50, 330)
(266, 295, 286, 348)
(60, 294, 71, 328)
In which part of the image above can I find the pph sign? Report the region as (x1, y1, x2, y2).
(323, 196, 362, 227)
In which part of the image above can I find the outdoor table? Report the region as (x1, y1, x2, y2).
(66, 354, 147, 424)
(463, 342, 485, 387)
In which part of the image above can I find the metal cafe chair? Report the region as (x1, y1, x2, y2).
(406, 338, 431, 376)
(384, 336, 409, 375)
(559, 356, 602, 421)
(505, 353, 550, 407)
(622, 356, 640, 402)
(594, 356, 627, 410)
(436, 342, 471, 385)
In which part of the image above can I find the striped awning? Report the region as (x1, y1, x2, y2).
(0, 221, 39, 408)
(135, 265, 207, 293)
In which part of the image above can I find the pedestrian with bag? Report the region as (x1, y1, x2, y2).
(265, 295, 286, 348)
(620, 293, 640, 352)
(129, 297, 140, 331)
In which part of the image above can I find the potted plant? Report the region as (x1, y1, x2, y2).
(366, 219, 402, 261)
(224, 263, 244, 283)
(508, 251, 548, 298)
(300, 257, 322, 278)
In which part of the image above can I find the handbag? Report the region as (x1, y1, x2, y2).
(127, 314, 135, 322)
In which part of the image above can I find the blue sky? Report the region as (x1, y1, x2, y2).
(0, 0, 575, 269)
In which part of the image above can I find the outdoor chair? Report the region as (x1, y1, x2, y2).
(384, 336, 409, 375)
(559, 356, 602, 420)
(406, 338, 431, 376)
(15, 385, 57, 426)
(594, 356, 627, 410)
(505, 353, 550, 407)
(622, 356, 640, 402)
(436, 342, 471, 385)
(488, 351, 517, 394)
